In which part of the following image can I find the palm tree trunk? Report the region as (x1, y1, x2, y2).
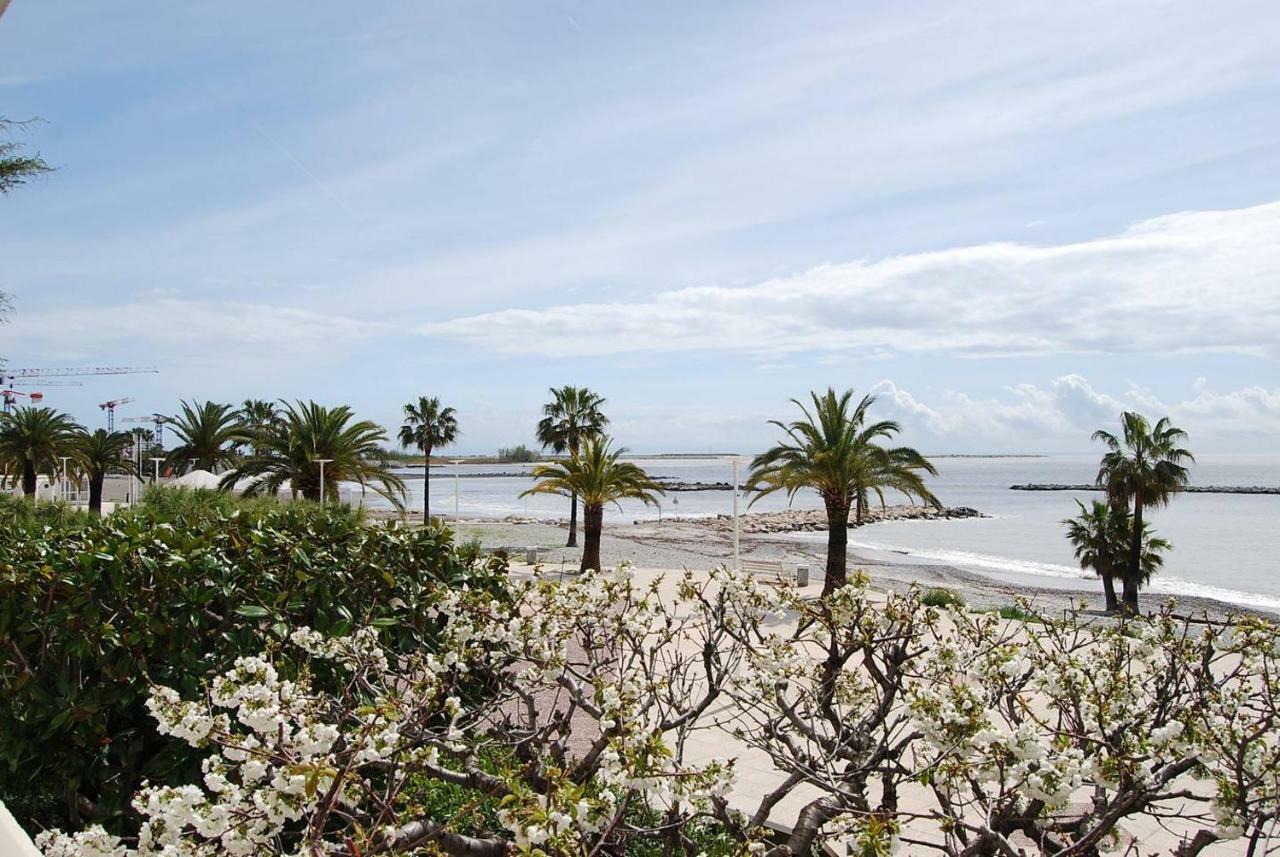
(567, 491, 578, 547)
(1124, 493, 1144, 614)
(89, 473, 105, 515)
(1100, 571, 1119, 613)
(822, 498, 851, 596)
(580, 503, 603, 572)
(22, 460, 36, 497)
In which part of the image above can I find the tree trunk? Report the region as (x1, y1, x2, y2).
(822, 497, 851, 596)
(1100, 571, 1119, 613)
(423, 446, 431, 521)
(567, 490, 578, 547)
(580, 503, 603, 572)
(88, 473, 105, 515)
(22, 459, 36, 497)
(1124, 493, 1143, 614)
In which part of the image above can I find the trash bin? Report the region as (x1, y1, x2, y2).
(525, 546, 539, 564)
(795, 565, 810, 587)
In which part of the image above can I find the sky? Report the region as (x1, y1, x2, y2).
(1, 0, 1279, 454)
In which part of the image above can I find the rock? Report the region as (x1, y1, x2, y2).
(1010, 484, 1280, 495)
(673, 505, 987, 534)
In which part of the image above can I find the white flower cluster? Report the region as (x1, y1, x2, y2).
(34, 569, 1280, 856)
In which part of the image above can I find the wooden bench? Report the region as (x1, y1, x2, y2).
(739, 559, 810, 587)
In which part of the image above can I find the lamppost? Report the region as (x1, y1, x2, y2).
(59, 455, 71, 502)
(452, 460, 463, 523)
(150, 457, 165, 484)
(731, 456, 743, 572)
(313, 459, 333, 504)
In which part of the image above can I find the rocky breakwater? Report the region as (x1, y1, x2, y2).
(678, 505, 985, 535)
(1011, 484, 1280, 495)
(653, 478, 734, 492)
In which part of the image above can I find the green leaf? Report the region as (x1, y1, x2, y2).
(234, 605, 271, 619)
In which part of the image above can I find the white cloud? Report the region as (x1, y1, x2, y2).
(421, 201, 1280, 359)
(4, 299, 390, 362)
(870, 375, 1280, 446)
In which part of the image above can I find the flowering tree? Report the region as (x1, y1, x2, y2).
(38, 568, 1280, 857)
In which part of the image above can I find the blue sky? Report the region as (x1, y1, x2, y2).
(2, 1, 1279, 453)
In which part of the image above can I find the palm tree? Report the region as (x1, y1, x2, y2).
(220, 400, 405, 506)
(73, 428, 133, 515)
(747, 389, 939, 596)
(0, 406, 82, 496)
(536, 386, 609, 547)
(1063, 499, 1171, 613)
(398, 396, 459, 521)
(165, 400, 244, 474)
(237, 399, 281, 455)
(521, 435, 663, 572)
(1093, 412, 1194, 613)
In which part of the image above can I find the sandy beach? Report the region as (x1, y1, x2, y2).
(387, 512, 1279, 622)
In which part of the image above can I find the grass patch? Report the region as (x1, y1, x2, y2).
(921, 587, 966, 609)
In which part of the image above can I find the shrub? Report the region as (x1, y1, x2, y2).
(0, 494, 94, 531)
(920, 586, 965, 609)
(0, 502, 507, 835)
(496, 444, 540, 463)
(993, 604, 1042, 622)
(137, 484, 362, 525)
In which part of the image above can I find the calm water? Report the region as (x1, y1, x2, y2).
(371, 455, 1280, 611)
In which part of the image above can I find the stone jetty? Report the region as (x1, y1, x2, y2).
(676, 505, 985, 534)
(1011, 484, 1280, 495)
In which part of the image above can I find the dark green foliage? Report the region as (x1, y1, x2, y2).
(399, 749, 740, 856)
(496, 444, 540, 463)
(0, 494, 94, 530)
(993, 605, 1041, 622)
(0, 117, 53, 194)
(921, 587, 965, 609)
(0, 502, 507, 835)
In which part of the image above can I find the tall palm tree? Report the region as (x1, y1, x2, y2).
(747, 389, 939, 596)
(1063, 499, 1171, 613)
(165, 400, 244, 474)
(398, 396, 459, 521)
(1093, 412, 1194, 613)
(0, 406, 82, 496)
(237, 399, 281, 456)
(220, 400, 405, 506)
(521, 435, 663, 572)
(73, 428, 133, 515)
(536, 386, 609, 547)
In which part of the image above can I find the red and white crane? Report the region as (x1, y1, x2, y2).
(0, 366, 158, 386)
(99, 397, 136, 431)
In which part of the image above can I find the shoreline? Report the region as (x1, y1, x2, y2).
(410, 514, 1279, 622)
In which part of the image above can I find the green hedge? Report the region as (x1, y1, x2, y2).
(0, 501, 506, 835)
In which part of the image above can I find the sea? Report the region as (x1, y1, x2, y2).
(368, 455, 1280, 612)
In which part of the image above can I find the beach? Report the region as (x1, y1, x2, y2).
(370, 511, 1279, 622)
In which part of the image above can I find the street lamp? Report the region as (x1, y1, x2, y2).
(452, 460, 464, 523)
(313, 459, 333, 504)
(59, 455, 71, 502)
(730, 456, 744, 572)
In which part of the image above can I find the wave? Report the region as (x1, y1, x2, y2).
(1144, 577, 1280, 613)
(845, 539, 1280, 612)
(847, 539, 1091, 580)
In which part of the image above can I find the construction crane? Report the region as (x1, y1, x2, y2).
(123, 413, 170, 448)
(0, 366, 158, 387)
(2, 389, 45, 413)
(99, 397, 136, 431)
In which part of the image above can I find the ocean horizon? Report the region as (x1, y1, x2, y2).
(371, 453, 1280, 613)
